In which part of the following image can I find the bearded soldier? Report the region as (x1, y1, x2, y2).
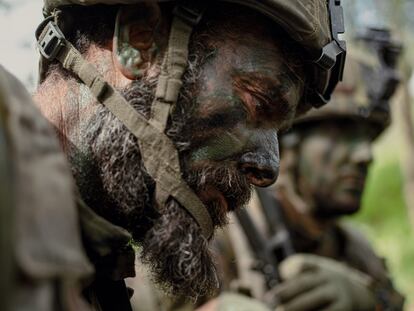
(26, 0, 345, 310)
(194, 52, 405, 311)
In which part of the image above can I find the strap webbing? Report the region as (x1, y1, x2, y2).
(150, 17, 193, 131)
(37, 20, 213, 239)
(150, 1, 207, 132)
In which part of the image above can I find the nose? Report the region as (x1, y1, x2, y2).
(350, 140, 373, 168)
(238, 131, 279, 187)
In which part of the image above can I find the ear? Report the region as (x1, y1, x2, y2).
(112, 3, 162, 80)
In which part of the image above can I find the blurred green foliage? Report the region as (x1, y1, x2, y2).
(350, 130, 414, 308)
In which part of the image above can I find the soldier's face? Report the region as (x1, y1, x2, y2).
(297, 120, 377, 216)
(181, 18, 304, 216)
(100, 12, 302, 297)
(40, 5, 305, 299)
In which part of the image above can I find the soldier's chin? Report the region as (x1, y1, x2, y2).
(318, 196, 361, 218)
(338, 191, 363, 213)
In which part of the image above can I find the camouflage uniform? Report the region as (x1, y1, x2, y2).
(210, 196, 405, 309)
(0, 65, 92, 311)
(0, 63, 141, 311)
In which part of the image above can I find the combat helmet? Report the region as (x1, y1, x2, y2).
(35, 0, 347, 239)
(294, 28, 402, 135)
(40, 0, 346, 108)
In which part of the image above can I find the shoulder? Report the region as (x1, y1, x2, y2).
(0, 65, 93, 309)
(337, 222, 388, 282)
(338, 223, 375, 253)
(338, 223, 406, 310)
(0, 64, 93, 280)
(0, 65, 33, 112)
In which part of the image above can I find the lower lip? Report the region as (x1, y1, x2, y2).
(341, 176, 365, 187)
(198, 186, 229, 213)
(340, 183, 364, 193)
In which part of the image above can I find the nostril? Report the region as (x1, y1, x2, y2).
(239, 162, 278, 187)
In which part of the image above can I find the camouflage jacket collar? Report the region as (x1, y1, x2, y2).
(77, 198, 136, 281)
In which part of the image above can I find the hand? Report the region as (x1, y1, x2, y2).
(196, 293, 271, 311)
(274, 254, 376, 311)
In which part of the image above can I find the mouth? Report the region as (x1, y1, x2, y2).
(339, 174, 366, 191)
(198, 185, 229, 214)
(184, 161, 253, 225)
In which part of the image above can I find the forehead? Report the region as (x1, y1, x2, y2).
(204, 38, 296, 89)
(197, 44, 302, 128)
(301, 119, 381, 142)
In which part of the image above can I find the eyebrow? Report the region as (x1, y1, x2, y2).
(232, 71, 297, 127)
(189, 105, 246, 136)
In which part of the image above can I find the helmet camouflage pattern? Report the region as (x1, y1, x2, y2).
(42, 0, 346, 110)
(295, 28, 402, 133)
(294, 50, 399, 133)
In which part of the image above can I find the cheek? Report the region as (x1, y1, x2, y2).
(325, 143, 350, 174)
(189, 126, 251, 163)
(299, 139, 336, 188)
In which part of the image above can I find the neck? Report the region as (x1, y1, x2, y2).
(276, 188, 339, 242)
(310, 211, 338, 232)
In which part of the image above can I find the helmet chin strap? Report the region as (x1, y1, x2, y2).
(36, 1, 213, 239)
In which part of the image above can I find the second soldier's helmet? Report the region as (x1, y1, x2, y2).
(294, 28, 402, 135)
(294, 54, 399, 136)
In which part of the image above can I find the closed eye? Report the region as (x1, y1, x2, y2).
(232, 72, 297, 128)
(190, 106, 245, 130)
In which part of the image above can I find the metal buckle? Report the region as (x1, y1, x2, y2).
(315, 41, 344, 71)
(37, 21, 65, 60)
(173, 1, 206, 26)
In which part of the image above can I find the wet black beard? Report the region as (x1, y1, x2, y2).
(84, 79, 222, 299)
(185, 163, 252, 216)
(141, 163, 251, 300)
(140, 199, 219, 300)
(82, 76, 158, 237)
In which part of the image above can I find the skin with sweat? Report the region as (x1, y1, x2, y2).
(34, 3, 304, 300)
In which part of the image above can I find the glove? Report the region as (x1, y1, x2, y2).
(196, 292, 271, 311)
(274, 254, 376, 311)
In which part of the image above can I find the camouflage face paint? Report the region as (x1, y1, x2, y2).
(296, 119, 376, 217)
(186, 25, 302, 173)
